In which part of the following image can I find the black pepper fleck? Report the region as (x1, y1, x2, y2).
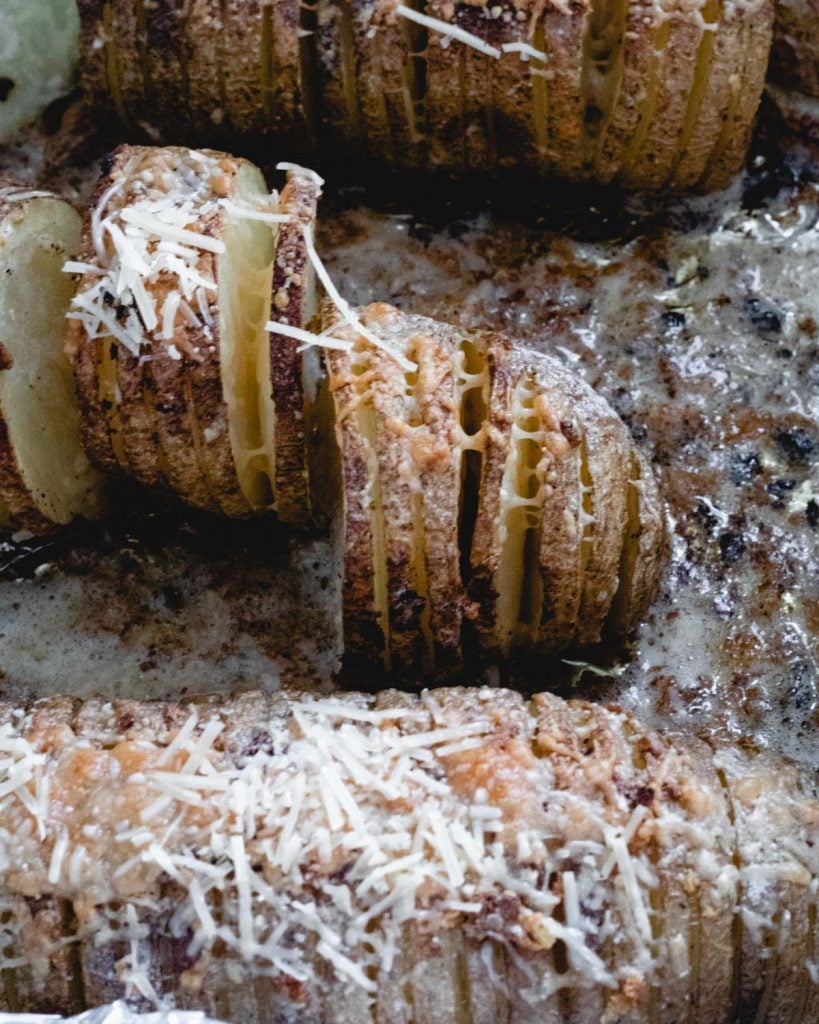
(745, 296, 783, 334)
(776, 428, 815, 464)
(661, 310, 686, 332)
(729, 451, 762, 486)
(718, 530, 746, 564)
(768, 478, 797, 505)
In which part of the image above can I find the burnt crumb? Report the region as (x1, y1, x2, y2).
(744, 296, 783, 334)
(626, 785, 655, 808)
(807, 500, 819, 529)
(583, 104, 604, 125)
(0, 79, 14, 103)
(560, 419, 581, 446)
(116, 709, 136, 731)
(661, 310, 686, 333)
(718, 530, 746, 564)
(776, 428, 815, 464)
(767, 477, 797, 505)
(99, 152, 116, 177)
(781, 662, 816, 715)
(729, 450, 762, 486)
(237, 728, 277, 760)
(694, 500, 720, 536)
(161, 583, 185, 612)
(327, 861, 354, 884)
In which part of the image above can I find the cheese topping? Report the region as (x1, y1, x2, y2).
(0, 690, 778, 1013)
(64, 151, 232, 358)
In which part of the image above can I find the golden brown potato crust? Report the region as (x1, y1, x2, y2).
(325, 303, 663, 670)
(64, 145, 275, 517)
(77, 0, 774, 190)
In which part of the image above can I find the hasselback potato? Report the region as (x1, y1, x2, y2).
(56, 145, 663, 663)
(325, 302, 663, 670)
(76, 0, 774, 190)
(0, 688, 814, 1020)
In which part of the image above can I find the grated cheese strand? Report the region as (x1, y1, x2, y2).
(396, 5, 502, 59)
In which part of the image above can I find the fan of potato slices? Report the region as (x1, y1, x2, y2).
(325, 303, 663, 672)
(0, 144, 663, 667)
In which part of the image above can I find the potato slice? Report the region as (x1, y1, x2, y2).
(0, 698, 82, 1014)
(573, 388, 631, 648)
(325, 320, 389, 669)
(467, 337, 517, 658)
(0, 185, 106, 535)
(267, 167, 322, 524)
(325, 303, 466, 673)
(314, 0, 365, 151)
(65, 145, 283, 517)
(649, 733, 735, 1024)
(604, 450, 665, 640)
(714, 744, 819, 1024)
(469, 342, 647, 656)
(697, 4, 775, 191)
(617, 8, 708, 190)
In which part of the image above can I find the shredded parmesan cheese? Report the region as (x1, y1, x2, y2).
(395, 5, 502, 59)
(501, 41, 548, 63)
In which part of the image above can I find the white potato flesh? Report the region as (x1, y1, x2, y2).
(0, 0, 80, 141)
(217, 163, 278, 509)
(0, 196, 105, 527)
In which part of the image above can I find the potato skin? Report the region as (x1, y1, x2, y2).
(77, 0, 774, 190)
(267, 169, 321, 524)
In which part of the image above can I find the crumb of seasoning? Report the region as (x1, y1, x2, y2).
(718, 530, 746, 564)
(775, 428, 815, 465)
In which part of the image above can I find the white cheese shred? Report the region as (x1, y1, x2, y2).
(395, 5, 502, 59)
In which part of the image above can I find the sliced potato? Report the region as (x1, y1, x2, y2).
(325, 316, 389, 669)
(0, 184, 106, 534)
(267, 167, 322, 524)
(468, 341, 649, 657)
(0, 698, 82, 1013)
(78, 0, 773, 190)
(573, 385, 630, 647)
(325, 303, 466, 674)
(651, 733, 735, 1024)
(467, 336, 517, 658)
(65, 144, 287, 518)
(604, 450, 665, 640)
(697, 3, 775, 191)
(714, 744, 819, 1024)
